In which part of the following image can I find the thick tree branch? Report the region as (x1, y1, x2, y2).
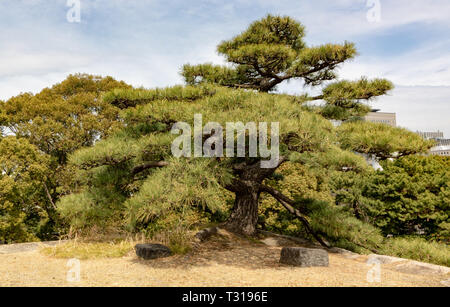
(226, 156, 287, 194)
(309, 95, 324, 101)
(131, 161, 169, 175)
(259, 184, 330, 248)
(79, 156, 135, 170)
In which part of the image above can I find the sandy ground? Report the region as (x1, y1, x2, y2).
(0, 234, 448, 287)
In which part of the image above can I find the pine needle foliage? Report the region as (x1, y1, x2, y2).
(103, 84, 217, 108)
(337, 121, 433, 159)
(126, 158, 232, 230)
(182, 15, 362, 93)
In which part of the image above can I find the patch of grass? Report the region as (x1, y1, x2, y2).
(381, 237, 450, 267)
(168, 240, 192, 255)
(41, 226, 195, 259)
(151, 228, 193, 255)
(41, 241, 135, 259)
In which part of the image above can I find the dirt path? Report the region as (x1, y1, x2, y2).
(0, 234, 448, 287)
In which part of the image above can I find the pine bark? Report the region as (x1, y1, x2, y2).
(224, 158, 285, 236)
(225, 185, 260, 236)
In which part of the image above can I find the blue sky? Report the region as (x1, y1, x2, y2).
(1, 0, 449, 135)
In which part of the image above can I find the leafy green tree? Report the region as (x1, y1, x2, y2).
(330, 121, 433, 221)
(0, 74, 131, 164)
(0, 74, 131, 240)
(0, 137, 51, 243)
(331, 122, 433, 221)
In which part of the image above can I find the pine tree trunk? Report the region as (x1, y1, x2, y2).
(224, 159, 284, 236)
(225, 186, 260, 236)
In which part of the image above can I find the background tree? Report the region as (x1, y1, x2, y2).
(0, 74, 131, 164)
(0, 137, 51, 242)
(0, 74, 131, 241)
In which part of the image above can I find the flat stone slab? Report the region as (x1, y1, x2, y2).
(135, 243, 172, 260)
(367, 254, 406, 264)
(0, 241, 67, 254)
(280, 247, 329, 267)
(392, 260, 450, 275)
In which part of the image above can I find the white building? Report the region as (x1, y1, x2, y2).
(417, 131, 450, 157)
(364, 110, 397, 127)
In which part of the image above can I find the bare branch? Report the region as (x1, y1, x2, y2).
(43, 182, 56, 210)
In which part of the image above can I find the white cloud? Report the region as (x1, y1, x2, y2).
(0, 0, 449, 137)
(271, 0, 450, 41)
(0, 51, 91, 78)
(338, 39, 450, 86)
(372, 86, 450, 137)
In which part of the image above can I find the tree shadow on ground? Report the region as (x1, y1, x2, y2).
(129, 229, 324, 270)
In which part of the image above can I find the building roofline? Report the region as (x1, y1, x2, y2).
(366, 112, 396, 115)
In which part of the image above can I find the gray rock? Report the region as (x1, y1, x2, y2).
(135, 243, 172, 260)
(329, 247, 360, 259)
(367, 254, 405, 264)
(194, 227, 218, 242)
(280, 247, 329, 267)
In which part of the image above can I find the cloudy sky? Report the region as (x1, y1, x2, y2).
(1, 0, 449, 135)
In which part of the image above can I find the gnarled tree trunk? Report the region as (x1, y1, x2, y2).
(224, 159, 284, 236)
(223, 158, 329, 248)
(225, 186, 260, 236)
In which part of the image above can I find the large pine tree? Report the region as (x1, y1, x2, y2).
(57, 16, 431, 248)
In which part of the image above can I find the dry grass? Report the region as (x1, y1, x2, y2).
(40, 228, 193, 260)
(1, 231, 448, 287)
(40, 241, 136, 260)
(0, 248, 446, 287)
